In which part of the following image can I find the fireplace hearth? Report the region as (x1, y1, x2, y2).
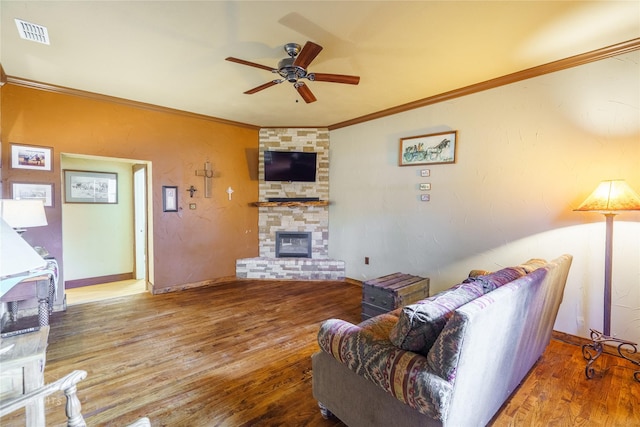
(276, 231, 312, 258)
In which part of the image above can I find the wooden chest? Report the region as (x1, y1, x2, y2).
(361, 273, 430, 321)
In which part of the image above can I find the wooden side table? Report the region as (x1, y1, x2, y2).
(0, 326, 49, 426)
(362, 273, 430, 320)
(0, 275, 53, 327)
(1, 258, 57, 329)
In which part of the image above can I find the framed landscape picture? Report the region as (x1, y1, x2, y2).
(11, 144, 53, 171)
(12, 182, 54, 207)
(64, 170, 118, 204)
(399, 131, 457, 166)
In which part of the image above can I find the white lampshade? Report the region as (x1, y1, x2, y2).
(0, 199, 48, 230)
(0, 218, 46, 281)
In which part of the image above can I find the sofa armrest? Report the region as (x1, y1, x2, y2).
(318, 318, 361, 364)
(317, 317, 454, 419)
(318, 314, 399, 368)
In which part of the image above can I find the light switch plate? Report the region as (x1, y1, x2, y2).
(189, 203, 196, 210)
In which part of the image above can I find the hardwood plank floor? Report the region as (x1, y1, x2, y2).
(1, 280, 637, 426)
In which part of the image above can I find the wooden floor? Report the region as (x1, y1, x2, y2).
(1, 279, 638, 426)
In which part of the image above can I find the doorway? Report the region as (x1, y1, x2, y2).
(61, 154, 152, 304)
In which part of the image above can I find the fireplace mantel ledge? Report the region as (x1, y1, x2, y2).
(253, 201, 329, 207)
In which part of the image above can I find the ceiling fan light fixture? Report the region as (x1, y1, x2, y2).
(226, 41, 360, 101)
(286, 72, 298, 83)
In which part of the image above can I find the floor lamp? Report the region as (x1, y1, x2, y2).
(574, 180, 640, 382)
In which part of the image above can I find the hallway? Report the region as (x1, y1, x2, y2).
(65, 279, 147, 305)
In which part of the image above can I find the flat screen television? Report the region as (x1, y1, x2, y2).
(264, 150, 317, 182)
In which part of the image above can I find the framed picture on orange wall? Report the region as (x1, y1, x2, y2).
(11, 143, 53, 171)
(162, 186, 178, 212)
(12, 181, 54, 207)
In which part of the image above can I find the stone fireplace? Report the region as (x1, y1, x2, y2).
(235, 128, 345, 280)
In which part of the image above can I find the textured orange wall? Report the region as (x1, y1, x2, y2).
(1, 84, 259, 292)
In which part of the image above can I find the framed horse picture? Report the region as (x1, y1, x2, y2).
(399, 130, 457, 166)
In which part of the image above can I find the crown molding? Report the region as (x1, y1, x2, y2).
(4, 38, 638, 131)
(328, 38, 640, 130)
(4, 76, 260, 131)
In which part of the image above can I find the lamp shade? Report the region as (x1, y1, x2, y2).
(0, 199, 48, 228)
(0, 218, 46, 280)
(574, 180, 640, 213)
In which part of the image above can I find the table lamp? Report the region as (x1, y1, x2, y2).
(574, 180, 640, 381)
(0, 199, 48, 235)
(0, 219, 47, 293)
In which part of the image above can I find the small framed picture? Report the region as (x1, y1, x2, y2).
(11, 144, 53, 171)
(163, 186, 178, 212)
(12, 182, 54, 207)
(399, 131, 457, 166)
(420, 169, 430, 177)
(64, 170, 118, 204)
(419, 183, 431, 191)
(421, 194, 430, 202)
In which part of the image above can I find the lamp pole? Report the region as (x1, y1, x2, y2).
(602, 213, 614, 336)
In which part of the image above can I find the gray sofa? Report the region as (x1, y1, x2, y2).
(312, 255, 572, 426)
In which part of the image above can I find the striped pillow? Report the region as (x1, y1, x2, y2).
(389, 281, 485, 355)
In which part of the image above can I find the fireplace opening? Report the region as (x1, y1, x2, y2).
(275, 231, 312, 258)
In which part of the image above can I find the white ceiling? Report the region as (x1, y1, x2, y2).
(2, 1, 639, 128)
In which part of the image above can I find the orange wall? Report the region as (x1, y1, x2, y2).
(1, 84, 259, 292)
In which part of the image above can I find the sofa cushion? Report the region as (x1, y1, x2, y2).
(389, 267, 527, 355)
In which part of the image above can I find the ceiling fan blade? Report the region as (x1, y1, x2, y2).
(293, 41, 323, 69)
(310, 73, 360, 85)
(244, 80, 280, 94)
(225, 57, 275, 72)
(295, 83, 317, 103)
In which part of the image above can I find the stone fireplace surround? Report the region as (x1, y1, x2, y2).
(235, 128, 345, 280)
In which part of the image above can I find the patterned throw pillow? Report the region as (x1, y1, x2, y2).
(389, 281, 485, 355)
(517, 258, 547, 273)
(463, 266, 527, 293)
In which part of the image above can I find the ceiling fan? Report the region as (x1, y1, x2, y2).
(225, 41, 360, 103)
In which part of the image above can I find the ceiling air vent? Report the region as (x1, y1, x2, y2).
(15, 18, 50, 45)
